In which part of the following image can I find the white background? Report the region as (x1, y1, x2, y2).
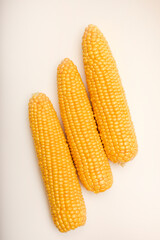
(1, 0, 160, 239)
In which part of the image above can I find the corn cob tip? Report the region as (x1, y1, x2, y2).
(83, 24, 100, 37)
(32, 92, 40, 97)
(85, 24, 98, 30)
(29, 93, 48, 106)
(57, 58, 74, 74)
(29, 92, 44, 100)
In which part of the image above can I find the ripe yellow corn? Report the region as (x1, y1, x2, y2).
(57, 58, 113, 193)
(28, 93, 86, 232)
(82, 24, 138, 164)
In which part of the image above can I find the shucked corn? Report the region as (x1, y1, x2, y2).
(57, 58, 113, 193)
(28, 93, 86, 232)
(82, 24, 138, 164)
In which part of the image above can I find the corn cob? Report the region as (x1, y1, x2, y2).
(82, 24, 138, 164)
(28, 93, 86, 232)
(57, 58, 113, 193)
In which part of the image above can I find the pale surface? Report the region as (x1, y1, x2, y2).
(1, 0, 160, 239)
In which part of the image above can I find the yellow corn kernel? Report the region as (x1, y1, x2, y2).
(57, 58, 113, 193)
(28, 93, 86, 232)
(82, 24, 138, 164)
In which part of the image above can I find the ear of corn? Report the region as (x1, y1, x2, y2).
(82, 24, 138, 164)
(57, 58, 113, 193)
(28, 93, 86, 232)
